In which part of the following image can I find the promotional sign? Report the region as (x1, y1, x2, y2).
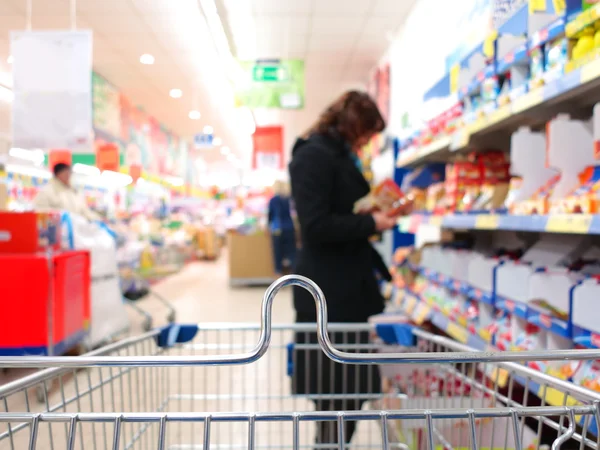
(376, 64, 391, 123)
(48, 149, 72, 172)
(11, 30, 93, 151)
(92, 72, 121, 139)
(235, 60, 304, 109)
(95, 142, 120, 173)
(252, 126, 284, 170)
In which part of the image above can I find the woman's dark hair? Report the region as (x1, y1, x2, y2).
(307, 91, 385, 146)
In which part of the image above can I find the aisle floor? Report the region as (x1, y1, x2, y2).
(0, 257, 389, 450)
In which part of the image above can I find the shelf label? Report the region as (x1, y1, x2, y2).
(581, 58, 600, 84)
(512, 89, 544, 114)
(404, 296, 417, 316)
(546, 214, 592, 233)
(475, 215, 499, 230)
(540, 386, 580, 407)
(450, 128, 470, 151)
(413, 304, 431, 325)
(487, 104, 511, 126)
(446, 322, 469, 344)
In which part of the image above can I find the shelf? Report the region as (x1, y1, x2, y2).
(398, 213, 600, 235)
(396, 57, 600, 168)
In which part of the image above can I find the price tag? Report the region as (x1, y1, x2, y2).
(446, 322, 468, 344)
(491, 368, 510, 388)
(487, 104, 511, 126)
(429, 216, 443, 227)
(450, 128, 470, 151)
(404, 296, 417, 316)
(546, 214, 592, 234)
(581, 58, 600, 84)
(413, 304, 431, 325)
(541, 386, 580, 407)
(529, 0, 547, 13)
(512, 89, 544, 114)
(475, 215, 499, 230)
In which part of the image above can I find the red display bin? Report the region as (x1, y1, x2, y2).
(0, 250, 90, 356)
(0, 211, 61, 253)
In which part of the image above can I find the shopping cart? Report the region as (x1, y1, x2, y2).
(1, 275, 600, 450)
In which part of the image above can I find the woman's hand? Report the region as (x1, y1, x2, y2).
(372, 212, 398, 231)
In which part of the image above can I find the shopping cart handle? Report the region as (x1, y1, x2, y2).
(156, 324, 199, 348)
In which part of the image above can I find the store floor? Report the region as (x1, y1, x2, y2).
(0, 257, 388, 449)
(135, 255, 294, 331)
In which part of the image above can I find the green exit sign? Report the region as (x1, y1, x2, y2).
(253, 65, 289, 82)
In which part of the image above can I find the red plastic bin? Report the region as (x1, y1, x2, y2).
(0, 250, 91, 356)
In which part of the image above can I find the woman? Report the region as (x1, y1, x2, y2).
(288, 91, 397, 446)
(268, 181, 296, 275)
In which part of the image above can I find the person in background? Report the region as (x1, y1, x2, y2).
(288, 90, 397, 447)
(268, 180, 296, 275)
(34, 163, 100, 221)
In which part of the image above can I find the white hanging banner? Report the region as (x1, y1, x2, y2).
(11, 30, 93, 151)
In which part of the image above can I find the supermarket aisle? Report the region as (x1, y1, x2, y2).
(131, 255, 295, 332)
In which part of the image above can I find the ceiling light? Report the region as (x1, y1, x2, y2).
(203, 125, 214, 135)
(139, 54, 155, 65)
(188, 110, 201, 120)
(170, 88, 183, 98)
(220, 146, 230, 155)
(212, 137, 223, 146)
(7, 55, 13, 64)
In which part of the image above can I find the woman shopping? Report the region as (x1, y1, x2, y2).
(288, 90, 398, 446)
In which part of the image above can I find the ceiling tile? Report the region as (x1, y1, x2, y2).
(371, 0, 417, 16)
(252, 0, 314, 15)
(314, 0, 374, 15)
(252, 15, 310, 35)
(311, 17, 365, 35)
(77, 0, 136, 14)
(362, 16, 405, 36)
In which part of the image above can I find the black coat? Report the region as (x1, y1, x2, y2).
(288, 132, 383, 399)
(289, 132, 386, 323)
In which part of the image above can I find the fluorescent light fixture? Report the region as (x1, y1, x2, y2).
(7, 55, 13, 64)
(166, 176, 185, 187)
(220, 146, 230, 155)
(203, 125, 214, 135)
(170, 88, 183, 98)
(139, 54, 155, 65)
(6, 164, 51, 179)
(9, 147, 45, 165)
(73, 163, 100, 176)
(189, 110, 201, 120)
(212, 136, 223, 146)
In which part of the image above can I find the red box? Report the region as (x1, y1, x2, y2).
(0, 250, 90, 355)
(0, 211, 61, 253)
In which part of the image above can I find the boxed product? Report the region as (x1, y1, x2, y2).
(354, 178, 407, 216)
(0, 211, 60, 253)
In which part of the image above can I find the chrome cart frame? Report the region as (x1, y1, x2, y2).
(1, 275, 600, 450)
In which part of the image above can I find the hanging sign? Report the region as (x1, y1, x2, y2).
(252, 126, 284, 170)
(48, 149, 72, 172)
(11, 30, 93, 151)
(92, 72, 121, 139)
(96, 142, 120, 173)
(235, 59, 304, 109)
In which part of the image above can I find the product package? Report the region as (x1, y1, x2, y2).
(354, 178, 409, 217)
